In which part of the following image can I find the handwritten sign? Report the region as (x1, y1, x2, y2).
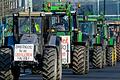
(14, 44, 34, 61)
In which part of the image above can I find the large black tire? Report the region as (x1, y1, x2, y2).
(42, 47, 60, 80)
(92, 46, 103, 69)
(72, 46, 86, 74)
(0, 47, 13, 80)
(85, 48, 89, 74)
(116, 43, 120, 61)
(102, 48, 106, 68)
(101, 47, 106, 68)
(106, 47, 116, 66)
(57, 49, 62, 80)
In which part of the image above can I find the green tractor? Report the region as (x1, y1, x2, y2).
(78, 14, 117, 68)
(78, 14, 108, 69)
(12, 11, 61, 80)
(91, 15, 108, 68)
(42, 2, 89, 77)
(105, 18, 120, 62)
(115, 24, 120, 61)
(91, 15, 117, 68)
(106, 23, 117, 66)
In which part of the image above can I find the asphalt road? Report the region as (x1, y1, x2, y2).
(19, 62, 120, 80)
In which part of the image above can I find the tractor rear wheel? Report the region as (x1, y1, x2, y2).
(0, 47, 13, 80)
(57, 49, 62, 80)
(116, 43, 120, 61)
(92, 46, 103, 69)
(85, 48, 89, 74)
(72, 46, 86, 74)
(42, 47, 60, 80)
(106, 47, 116, 66)
(102, 49, 106, 68)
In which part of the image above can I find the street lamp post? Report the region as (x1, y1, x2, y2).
(117, 0, 119, 21)
(2, 0, 4, 17)
(97, 0, 99, 16)
(2, 0, 5, 46)
(104, 0, 106, 15)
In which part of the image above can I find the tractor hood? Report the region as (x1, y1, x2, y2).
(20, 34, 38, 45)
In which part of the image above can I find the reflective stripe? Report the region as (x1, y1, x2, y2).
(35, 23, 40, 33)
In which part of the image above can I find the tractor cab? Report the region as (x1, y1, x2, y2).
(47, 14, 69, 32)
(12, 12, 47, 77)
(107, 23, 119, 46)
(77, 15, 95, 45)
(43, 2, 75, 34)
(18, 17, 42, 34)
(13, 12, 43, 37)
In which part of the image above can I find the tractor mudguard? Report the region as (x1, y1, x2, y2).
(73, 42, 86, 46)
(107, 45, 114, 47)
(20, 34, 38, 45)
(46, 35, 61, 47)
(45, 35, 61, 54)
(93, 43, 102, 46)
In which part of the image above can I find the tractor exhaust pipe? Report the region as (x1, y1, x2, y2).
(29, 7, 32, 36)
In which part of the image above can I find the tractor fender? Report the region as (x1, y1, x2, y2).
(93, 44, 102, 46)
(45, 35, 61, 54)
(20, 34, 38, 45)
(73, 42, 87, 46)
(45, 35, 60, 47)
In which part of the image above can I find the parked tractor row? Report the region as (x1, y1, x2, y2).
(0, 2, 120, 80)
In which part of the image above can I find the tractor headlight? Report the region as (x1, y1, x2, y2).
(51, 29, 55, 32)
(74, 28, 78, 31)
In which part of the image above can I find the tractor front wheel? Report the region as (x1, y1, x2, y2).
(116, 43, 120, 61)
(106, 46, 116, 66)
(42, 47, 61, 80)
(0, 47, 13, 80)
(72, 46, 86, 74)
(92, 46, 103, 69)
